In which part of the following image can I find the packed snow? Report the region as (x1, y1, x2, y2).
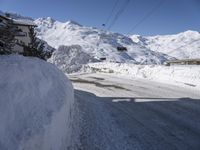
(34, 17, 172, 64)
(130, 30, 200, 59)
(0, 55, 74, 150)
(84, 62, 200, 89)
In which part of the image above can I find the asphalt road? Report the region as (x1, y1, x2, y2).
(70, 73, 200, 150)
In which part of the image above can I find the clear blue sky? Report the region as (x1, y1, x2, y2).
(0, 0, 199, 35)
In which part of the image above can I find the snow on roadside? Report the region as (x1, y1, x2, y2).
(84, 62, 200, 89)
(0, 55, 75, 150)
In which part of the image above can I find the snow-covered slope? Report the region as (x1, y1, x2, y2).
(48, 45, 99, 73)
(35, 17, 172, 64)
(130, 30, 200, 59)
(0, 55, 74, 150)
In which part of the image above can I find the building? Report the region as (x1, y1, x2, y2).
(0, 13, 37, 53)
(165, 59, 200, 66)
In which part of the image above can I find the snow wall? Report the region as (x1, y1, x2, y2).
(0, 55, 74, 150)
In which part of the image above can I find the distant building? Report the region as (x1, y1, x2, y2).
(165, 59, 200, 66)
(0, 13, 37, 53)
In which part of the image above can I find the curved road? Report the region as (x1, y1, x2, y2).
(70, 73, 200, 150)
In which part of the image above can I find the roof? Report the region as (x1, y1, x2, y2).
(0, 12, 36, 27)
(12, 19, 37, 27)
(166, 59, 200, 63)
(0, 13, 10, 20)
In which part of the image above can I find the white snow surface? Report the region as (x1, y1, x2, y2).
(0, 55, 74, 150)
(35, 17, 171, 64)
(84, 62, 200, 89)
(130, 30, 200, 59)
(13, 18, 36, 26)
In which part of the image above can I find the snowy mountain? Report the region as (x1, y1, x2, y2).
(34, 17, 172, 64)
(130, 30, 200, 59)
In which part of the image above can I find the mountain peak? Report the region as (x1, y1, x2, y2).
(46, 17, 55, 22)
(65, 20, 82, 27)
(34, 17, 57, 28)
(35, 17, 56, 23)
(180, 30, 200, 37)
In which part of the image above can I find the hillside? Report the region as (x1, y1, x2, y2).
(34, 17, 172, 64)
(130, 30, 200, 59)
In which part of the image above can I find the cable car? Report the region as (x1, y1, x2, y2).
(117, 46, 127, 51)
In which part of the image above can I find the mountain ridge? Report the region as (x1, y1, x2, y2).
(1, 10, 199, 62)
(130, 30, 200, 59)
(34, 17, 173, 64)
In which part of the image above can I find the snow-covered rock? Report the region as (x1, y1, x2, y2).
(35, 17, 171, 64)
(48, 45, 98, 73)
(36, 38, 55, 53)
(130, 30, 200, 59)
(0, 55, 74, 150)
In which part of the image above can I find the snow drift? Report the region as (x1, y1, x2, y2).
(48, 45, 98, 73)
(0, 55, 74, 150)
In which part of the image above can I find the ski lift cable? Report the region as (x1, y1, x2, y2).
(107, 0, 130, 30)
(103, 0, 120, 27)
(127, 0, 166, 35)
(107, 0, 131, 30)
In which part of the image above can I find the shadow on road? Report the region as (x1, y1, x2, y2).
(75, 89, 200, 150)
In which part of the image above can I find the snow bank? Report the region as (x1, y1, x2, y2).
(0, 55, 74, 150)
(48, 45, 98, 73)
(84, 62, 200, 89)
